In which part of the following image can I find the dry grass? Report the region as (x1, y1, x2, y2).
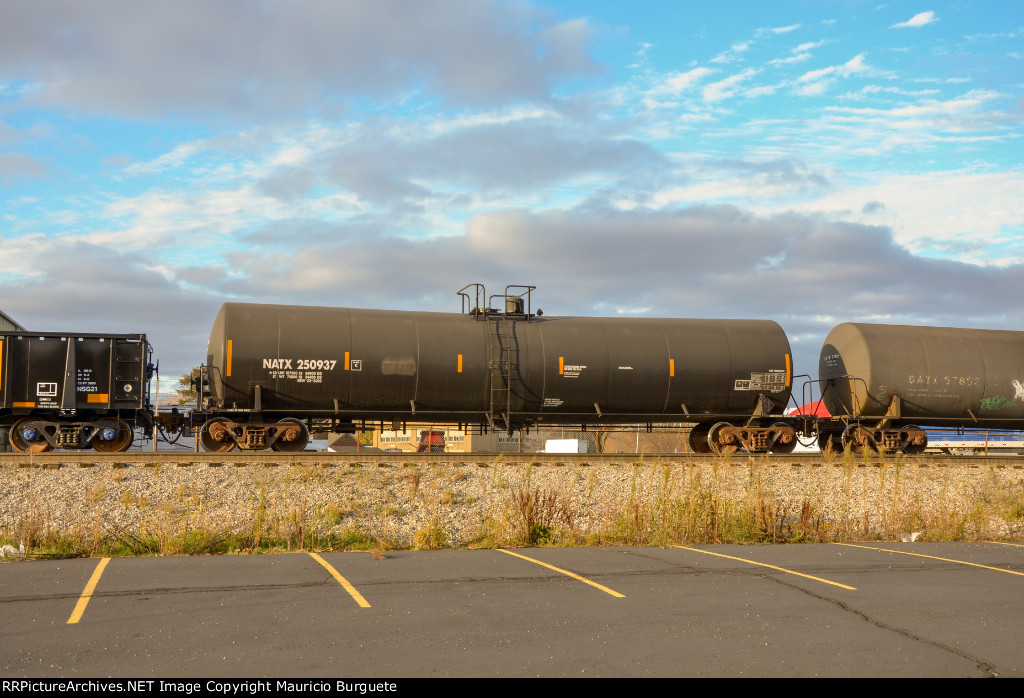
(2, 456, 1023, 558)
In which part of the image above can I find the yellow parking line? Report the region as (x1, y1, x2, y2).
(497, 549, 625, 598)
(672, 545, 856, 590)
(309, 553, 371, 607)
(832, 543, 1024, 577)
(989, 541, 1024, 549)
(67, 557, 110, 624)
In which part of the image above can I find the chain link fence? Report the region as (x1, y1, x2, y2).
(370, 424, 696, 454)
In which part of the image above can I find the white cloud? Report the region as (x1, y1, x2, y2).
(798, 65, 838, 84)
(0, 152, 47, 183)
(793, 40, 828, 53)
(703, 68, 759, 102)
(0, 0, 602, 118)
(794, 54, 874, 95)
(758, 24, 801, 36)
(842, 85, 941, 100)
(841, 55, 870, 75)
(891, 11, 938, 29)
(123, 141, 207, 176)
(756, 169, 1024, 262)
(769, 53, 812, 67)
(711, 41, 751, 64)
(744, 84, 778, 98)
(822, 89, 1010, 140)
(649, 67, 715, 95)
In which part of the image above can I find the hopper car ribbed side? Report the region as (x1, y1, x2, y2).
(0, 331, 153, 452)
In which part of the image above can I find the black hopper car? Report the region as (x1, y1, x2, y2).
(0, 332, 153, 452)
(4, 284, 1024, 454)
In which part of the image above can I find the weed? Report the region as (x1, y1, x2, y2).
(820, 439, 837, 466)
(510, 484, 569, 545)
(251, 483, 268, 551)
(8, 453, 1023, 559)
(405, 469, 422, 499)
(323, 503, 347, 527)
(413, 520, 448, 550)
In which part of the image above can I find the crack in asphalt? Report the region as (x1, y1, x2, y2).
(764, 574, 999, 678)
(0, 580, 329, 603)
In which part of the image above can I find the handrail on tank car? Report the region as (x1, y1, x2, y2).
(488, 285, 535, 319)
(805, 374, 871, 425)
(458, 283, 487, 315)
(785, 373, 817, 435)
(777, 373, 826, 446)
(459, 283, 538, 319)
(798, 374, 823, 422)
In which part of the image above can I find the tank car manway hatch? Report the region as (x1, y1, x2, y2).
(186, 284, 802, 453)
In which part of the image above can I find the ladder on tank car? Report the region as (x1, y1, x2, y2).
(488, 318, 518, 433)
(458, 283, 534, 434)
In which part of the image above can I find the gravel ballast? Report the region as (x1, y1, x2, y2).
(2, 457, 1024, 551)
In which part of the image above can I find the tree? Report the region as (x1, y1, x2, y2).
(173, 367, 202, 406)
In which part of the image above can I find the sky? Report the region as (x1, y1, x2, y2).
(1, 0, 1022, 400)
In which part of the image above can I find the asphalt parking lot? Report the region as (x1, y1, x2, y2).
(2, 542, 1022, 677)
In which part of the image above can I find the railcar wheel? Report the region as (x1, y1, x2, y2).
(768, 422, 798, 454)
(708, 422, 738, 455)
(10, 418, 54, 453)
(200, 419, 237, 452)
(901, 426, 927, 455)
(91, 419, 134, 452)
(269, 419, 309, 452)
(842, 425, 876, 454)
(687, 424, 712, 453)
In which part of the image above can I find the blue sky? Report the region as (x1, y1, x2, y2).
(1, 1, 1023, 387)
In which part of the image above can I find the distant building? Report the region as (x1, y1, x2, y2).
(0, 309, 24, 332)
(373, 426, 468, 452)
(371, 424, 600, 453)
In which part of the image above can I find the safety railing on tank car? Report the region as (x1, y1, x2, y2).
(458, 283, 538, 319)
(488, 285, 535, 318)
(458, 283, 487, 315)
(800, 374, 873, 422)
(784, 373, 823, 448)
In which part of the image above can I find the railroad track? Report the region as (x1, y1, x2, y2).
(2, 451, 1023, 468)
